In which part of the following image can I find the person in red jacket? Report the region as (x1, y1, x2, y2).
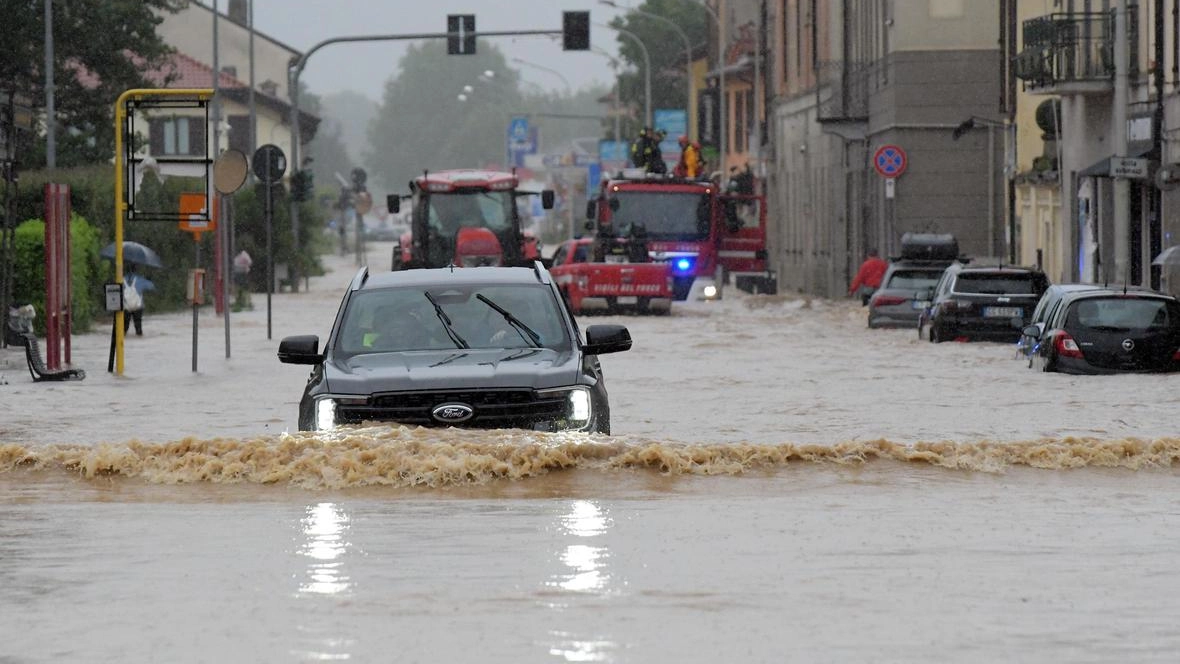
(849, 248, 888, 305)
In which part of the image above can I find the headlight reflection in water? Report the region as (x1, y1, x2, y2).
(546, 500, 618, 662)
(298, 502, 352, 596)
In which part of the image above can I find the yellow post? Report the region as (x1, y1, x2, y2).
(113, 88, 213, 375)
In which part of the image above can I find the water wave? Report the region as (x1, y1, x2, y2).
(2, 428, 1179, 489)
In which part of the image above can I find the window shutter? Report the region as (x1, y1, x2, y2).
(188, 117, 207, 156)
(149, 119, 164, 155)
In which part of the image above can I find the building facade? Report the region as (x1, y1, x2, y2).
(763, 0, 1005, 298)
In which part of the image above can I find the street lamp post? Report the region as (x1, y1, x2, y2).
(599, 23, 651, 128)
(591, 46, 623, 141)
(510, 57, 571, 95)
(677, 0, 725, 180)
(953, 116, 1016, 263)
(599, 0, 693, 140)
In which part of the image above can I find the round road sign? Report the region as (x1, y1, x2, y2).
(252, 144, 287, 184)
(873, 144, 907, 178)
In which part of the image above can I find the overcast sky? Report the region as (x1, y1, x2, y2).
(249, 0, 631, 101)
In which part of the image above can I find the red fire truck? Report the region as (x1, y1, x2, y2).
(586, 169, 775, 300)
(548, 236, 674, 315)
(388, 169, 553, 270)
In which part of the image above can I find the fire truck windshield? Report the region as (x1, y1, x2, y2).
(610, 191, 710, 240)
(425, 190, 514, 234)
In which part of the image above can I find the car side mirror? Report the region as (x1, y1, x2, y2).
(583, 324, 632, 355)
(541, 190, 555, 210)
(386, 194, 400, 214)
(277, 334, 323, 364)
(1021, 325, 1041, 339)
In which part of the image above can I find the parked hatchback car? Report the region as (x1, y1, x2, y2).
(868, 233, 960, 329)
(1016, 283, 1108, 364)
(278, 263, 632, 433)
(1026, 289, 1180, 374)
(919, 263, 1050, 342)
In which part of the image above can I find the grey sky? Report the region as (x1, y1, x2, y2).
(250, 0, 631, 101)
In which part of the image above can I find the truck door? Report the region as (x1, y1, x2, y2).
(717, 193, 768, 275)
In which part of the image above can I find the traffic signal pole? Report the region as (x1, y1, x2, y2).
(286, 27, 571, 288)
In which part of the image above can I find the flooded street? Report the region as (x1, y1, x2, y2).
(3, 245, 1179, 662)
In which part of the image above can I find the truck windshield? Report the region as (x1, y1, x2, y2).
(610, 191, 710, 240)
(425, 190, 514, 234)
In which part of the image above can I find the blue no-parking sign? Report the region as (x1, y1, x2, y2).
(873, 144, 907, 178)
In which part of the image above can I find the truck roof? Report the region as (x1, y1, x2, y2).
(413, 169, 518, 192)
(602, 174, 715, 194)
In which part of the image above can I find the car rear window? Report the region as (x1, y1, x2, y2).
(885, 269, 943, 290)
(954, 273, 1041, 295)
(1068, 297, 1175, 331)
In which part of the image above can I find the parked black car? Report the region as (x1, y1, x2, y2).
(278, 263, 632, 432)
(1025, 289, 1180, 374)
(1016, 283, 1110, 364)
(868, 233, 961, 329)
(919, 262, 1050, 342)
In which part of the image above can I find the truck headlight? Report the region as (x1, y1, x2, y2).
(312, 395, 367, 431)
(537, 386, 593, 431)
(703, 284, 718, 299)
(314, 396, 337, 431)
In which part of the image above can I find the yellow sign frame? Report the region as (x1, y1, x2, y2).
(113, 88, 214, 375)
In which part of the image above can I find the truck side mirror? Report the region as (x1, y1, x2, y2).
(608, 198, 620, 212)
(541, 190, 555, 210)
(386, 194, 400, 214)
(585, 201, 596, 220)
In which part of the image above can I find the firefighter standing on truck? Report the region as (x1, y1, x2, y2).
(674, 135, 702, 178)
(630, 127, 655, 170)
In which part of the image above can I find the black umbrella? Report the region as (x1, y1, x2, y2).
(101, 241, 163, 268)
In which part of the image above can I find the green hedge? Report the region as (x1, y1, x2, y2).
(7, 167, 330, 326)
(11, 215, 103, 335)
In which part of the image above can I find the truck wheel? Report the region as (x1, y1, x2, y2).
(636, 297, 651, 314)
(605, 296, 618, 314)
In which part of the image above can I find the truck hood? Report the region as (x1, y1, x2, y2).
(324, 347, 582, 394)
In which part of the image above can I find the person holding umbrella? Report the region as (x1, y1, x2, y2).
(122, 269, 155, 336)
(101, 240, 163, 336)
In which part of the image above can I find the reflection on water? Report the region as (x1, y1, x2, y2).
(548, 500, 617, 662)
(298, 502, 351, 596)
(551, 500, 612, 593)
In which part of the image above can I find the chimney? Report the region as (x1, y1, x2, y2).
(228, 0, 247, 25)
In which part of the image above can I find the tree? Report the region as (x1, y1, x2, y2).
(0, 0, 184, 167)
(365, 40, 527, 193)
(608, 0, 707, 134)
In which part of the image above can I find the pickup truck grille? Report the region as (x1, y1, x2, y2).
(338, 389, 567, 428)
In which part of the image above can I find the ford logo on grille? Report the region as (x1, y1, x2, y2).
(432, 403, 474, 423)
(1122, 338, 1135, 351)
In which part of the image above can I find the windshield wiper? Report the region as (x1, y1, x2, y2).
(476, 294, 542, 348)
(424, 291, 469, 349)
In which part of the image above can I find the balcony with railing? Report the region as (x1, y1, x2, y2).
(1014, 7, 1137, 95)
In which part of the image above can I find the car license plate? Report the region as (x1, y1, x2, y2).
(984, 306, 1021, 318)
(912, 300, 929, 310)
(617, 296, 637, 305)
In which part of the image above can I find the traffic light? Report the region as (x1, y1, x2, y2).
(562, 11, 590, 50)
(291, 170, 314, 202)
(350, 167, 367, 192)
(447, 15, 476, 55)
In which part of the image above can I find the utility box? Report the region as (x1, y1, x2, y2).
(187, 268, 206, 305)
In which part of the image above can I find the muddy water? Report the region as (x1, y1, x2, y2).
(3, 247, 1180, 661)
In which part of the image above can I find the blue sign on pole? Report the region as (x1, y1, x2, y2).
(586, 162, 602, 193)
(654, 108, 688, 161)
(508, 116, 529, 142)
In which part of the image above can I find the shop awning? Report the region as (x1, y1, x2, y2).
(1077, 141, 1154, 177)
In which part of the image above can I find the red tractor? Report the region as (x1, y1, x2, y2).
(388, 169, 554, 270)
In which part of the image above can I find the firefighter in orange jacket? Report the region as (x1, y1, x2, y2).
(674, 135, 702, 178)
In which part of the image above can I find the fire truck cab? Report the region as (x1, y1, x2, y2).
(587, 169, 775, 300)
(388, 169, 553, 270)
